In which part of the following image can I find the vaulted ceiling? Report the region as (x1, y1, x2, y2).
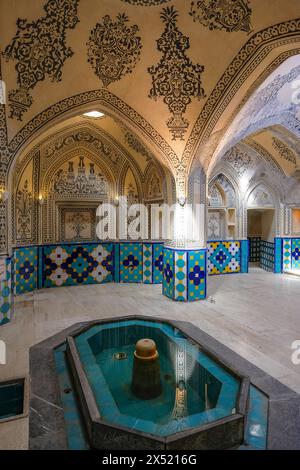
(1, 0, 300, 189)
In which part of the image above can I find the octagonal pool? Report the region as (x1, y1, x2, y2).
(66, 318, 248, 449)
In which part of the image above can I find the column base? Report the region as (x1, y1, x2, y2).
(163, 246, 207, 302)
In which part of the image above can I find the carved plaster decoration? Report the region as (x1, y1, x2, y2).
(148, 173, 162, 199)
(183, 21, 300, 168)
(121, 0, 170, 5)
(248, 185, 274, 207)
(208, 183, 224, 207)
(61, 208, 96, 242)
(235, 65, 300, 128)
(124, 132, 153, 161)
(0, 62, 8, 253)
(272, 137, 297, 165)
(3, 0, 80, 120)
(87, 13, 142, 86)
(224, 147, 252, 175)
(44, 130, 121, 171)
(148, 6, 205, 140)
(50, 156, 108, 196)
(210, 174, 236, 207)
(16, 179, 33, 240)
(190, 0, 252, 33)
(207, 211, 225, 239)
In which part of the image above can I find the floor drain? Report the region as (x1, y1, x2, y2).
(113, 352, 127, 360)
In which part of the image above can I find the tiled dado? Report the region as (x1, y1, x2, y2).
(0, 257, 13, 326)
(280, 238, 300, 273)
(12, 242, 164, 293)
(207, 240, 249, 276)
(13, 246, 38, 295)
(163, 247, 207, 302)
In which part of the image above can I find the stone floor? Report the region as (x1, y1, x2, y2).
(0, 267, 300, 449)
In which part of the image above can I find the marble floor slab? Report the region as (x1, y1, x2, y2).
(0, 267, 300, 449)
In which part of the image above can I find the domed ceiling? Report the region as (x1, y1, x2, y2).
(1, 0, 300, 181)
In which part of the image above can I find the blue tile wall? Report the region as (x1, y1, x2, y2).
(42, 244, 114, 288)
(162, 247, 174, 299)
(281, 238, 300, 273)
(248, 237, 261, 262)
(291, 239, 300, 270)
(14, 247, 38, 295)
(207, 240, 249, 276)
(274, 238, 283, 274)
(28, 242, 164, 290)
(260, 241, 275, 272)
(0, 257, 13, 326)
(119, 243, 143, 283)
(163, 247, 206, 302)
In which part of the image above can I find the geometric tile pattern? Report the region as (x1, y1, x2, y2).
(163, 247, 206, 302)
(274, 238, 283, 274)
(43, 244, 114, 288)
(188, 250, 206, 301)
(291, 238, 300, 270)
(276, 238, 300, 274)
(143, 243, 153, 284)
(174, 251, 187, 301)
(240, 239, 249, 273)
(14, 247, 38, 295)
(153, 244, 164, 284)
(120, 243, 143, 283)
(0, 257, 13, 325)
(260, 241, 275, 273)
(248, 237, 261, 262)
(282, 238, 292, 272)
(207, 241, 241, 276)
(162, 247, 174, 300)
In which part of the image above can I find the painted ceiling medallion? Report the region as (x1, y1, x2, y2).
(3, 0, 80, 121)
(87, 13, 142, 87)
(121, 0, 170, 5)
(148, 6, 206, 141)
(190, 0, 252, 33)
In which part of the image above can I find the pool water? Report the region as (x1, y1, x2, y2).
(74, 320, 240, 437)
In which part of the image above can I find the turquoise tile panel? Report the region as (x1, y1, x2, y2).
(163, 248, 174, 299)
(143, 243, 153, 284)
(207, 241, 241, 275)
(187, 250, 206, 301)
(0, 257, 13, 326)
(14, 246, 38, 295)
(153, 243, 164, 284)
(291, 238, 300, 270)
(119, 243, 143, 283)
(43, 244, 113, 288)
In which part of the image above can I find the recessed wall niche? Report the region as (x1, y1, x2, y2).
(12, 125, 172, 246)
(292, 209, 300, 234)
(208, 174, 237, 240)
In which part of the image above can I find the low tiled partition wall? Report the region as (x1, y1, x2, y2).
(13, 242, 164, 294)
(248, 237, 261, 263)
(0, 257, 13, 326)
(207, 240, 249, 276)
(260, 240, 275, 272)
(163, 247, 207, 302)
(279, 238, 300, 274)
